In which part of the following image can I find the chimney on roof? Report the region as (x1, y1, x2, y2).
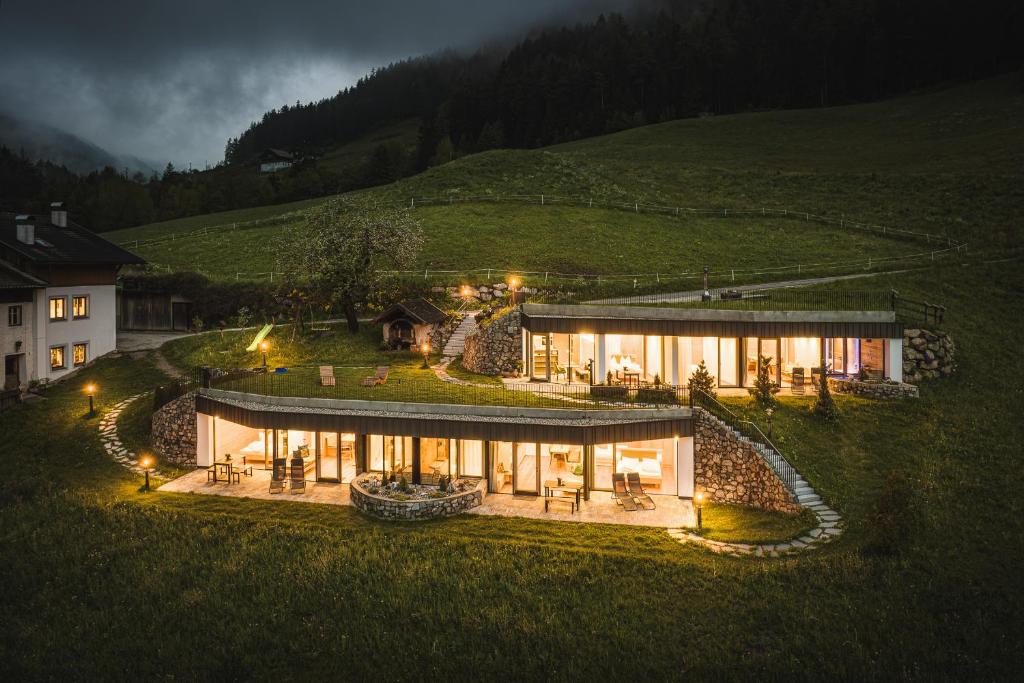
(15, 214, 35, 245)
(50, 201, 67, 228)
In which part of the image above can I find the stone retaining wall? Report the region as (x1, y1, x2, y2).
(903, 327, 955, 383)
(462, 309, 522, 376)
(829, 377, 919, 399)
(350, 476, 484, 520)
(694, 408, 800, 514)
(429, 316, 462, 353)
(151, 392, 197, 466)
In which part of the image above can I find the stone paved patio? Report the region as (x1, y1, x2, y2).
(159, 468, 351, 506)
(159, 468, 693, 526)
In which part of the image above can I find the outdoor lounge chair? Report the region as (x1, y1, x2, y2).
(269, 477, 285, 494)
(289, 457, 306, 493)
(612, 473, 638, 511)
(374, 366, 389, 384)
(319, 365, 336, 386)
(791, 367, 806, 395)
(626, 472, 657, 510)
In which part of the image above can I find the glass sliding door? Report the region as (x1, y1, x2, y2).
(318, 432, 339, 481)
(531, 332, 552, 381)
(860, 339, 885, 378)
(459, 440, 484, 478)
(490, 441, 513, 493)
(420, 438, 451, 479)
(540, 443, 584, 487)
(572, 333, 596, 384)
(615, 438, 677, 496)
(592, 443, 614, 491)
(515, 442, 539, 494)
(340, 433, 356, 482)
(745, 337, 780, 387)
(718, 337, 740, 387)
(645, 335, 663, 383)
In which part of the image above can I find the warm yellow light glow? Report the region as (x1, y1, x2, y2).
(695, 492, 704, 505)
(509, 276, 520, 289)
(461, 285, 472, 297)
(259, 341, 269, 352)
(140, 456, 152, 468)
(85, 384, 96, 395)
(422, 341, 430, 354)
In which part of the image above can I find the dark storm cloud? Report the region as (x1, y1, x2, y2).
(0, 0, 627, 167)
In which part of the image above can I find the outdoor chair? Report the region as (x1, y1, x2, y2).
(791, 367, 806, 395)
(289, 459, 306, 494)
(269, 477, 285, 494)
(612, 473, 638, 511)
(626, 472, 657, 510)
(544, 494, 577, 514)
(319, 366, 336, 387)
(375, 366, 390, 385)
(206, 465, 218, 483)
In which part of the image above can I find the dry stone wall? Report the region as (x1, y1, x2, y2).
(693, 408, 800, 514)
(903, 328, 955, 383)
(151, 392, 197, 466)
(829, 377, 919, 399)
(462, 309, 522, 376)
(350, 476, 484, 520)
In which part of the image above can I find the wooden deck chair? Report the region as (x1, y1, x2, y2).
(626, 472, 657, 510)
(374, 366, 389, 385)
(319, 365, 336, 386)
(361, 375, 376, 387)
(269, 458, 287, 494)
(790, 367, 806, 395)
(289, 458, 306, 494)
(612, 473, 638, 511)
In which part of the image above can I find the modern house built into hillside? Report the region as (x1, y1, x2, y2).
(518, 303, 904, 388)
(0, 204, 144, 392)
(185, 298, 910, 510)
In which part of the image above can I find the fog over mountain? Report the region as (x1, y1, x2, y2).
(0, 0, 626, 169)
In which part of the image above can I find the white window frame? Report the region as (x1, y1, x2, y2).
(7, 305, 22, 327)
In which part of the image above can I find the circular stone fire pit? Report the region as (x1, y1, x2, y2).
(350, 474, 484, 521)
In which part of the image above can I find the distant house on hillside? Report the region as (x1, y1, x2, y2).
(0, 203, 144, 394)
(257, 148, 294, 173)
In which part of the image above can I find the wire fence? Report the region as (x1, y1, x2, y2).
(124, 193, 969, 285)
(192, 365, 689, 410)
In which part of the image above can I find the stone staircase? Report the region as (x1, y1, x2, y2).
(442, 313, 478, 359)
(729, 426, 822, 507)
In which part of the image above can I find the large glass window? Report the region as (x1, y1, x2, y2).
(718, 337, 739, 387)
(319, 432, 339, 481)
(490, 441, 514, 493)
(615, 438, 677, 496)
(860, 339, 885, 378)
(72, 342, 88, 367)
(573, 333, 595, 383)
(745, 338, 780, 387)
(779, 337, 821, 386)
(606, 334, 644, 384)
(645, 336, 663, 383)
(278, 430, 315, 480)
(458, 440, 484, 477)
(678, 337, 718, 387)
(540, 443, 584, 487)
(593, 443, 614, 490)
(515, 442, 538, 494)
(420, 438, 452, 479)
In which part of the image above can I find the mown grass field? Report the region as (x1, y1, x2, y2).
(106, 75, 1023, 284)
(2, 260, 1022, 678)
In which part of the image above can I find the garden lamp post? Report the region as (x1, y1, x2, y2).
(702, 266, 711, 302)
(421, 340, 431, 368)
(766, 407, 774, 439)
(695, 491, 705, 530)
(85, 384, 96, 417)
(509, 276, 520, 306)
(260, 340, 269, 367)
(461, 285, 472, 300)
(140, 455, 153, 492)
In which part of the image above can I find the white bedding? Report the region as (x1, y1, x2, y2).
(617, 455, 662, 483)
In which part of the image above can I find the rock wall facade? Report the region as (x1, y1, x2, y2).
(829, 377, 919, 399)
(693, 408, 801, 514)
(462, 309, 522, 376)
(903, 328, 955, 383)
(429, 316, 461, 353)
(350, 476, 484, 520)
(151, 392, 197, 466)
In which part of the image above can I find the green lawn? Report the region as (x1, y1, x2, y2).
(1, 260, 1023, 677)
(106, 76, 1022, 283)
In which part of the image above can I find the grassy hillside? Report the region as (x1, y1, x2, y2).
(2, 259, 1022, 678)
(107, 75, 1022, 283)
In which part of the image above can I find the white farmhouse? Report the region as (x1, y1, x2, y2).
(1, 203, 144, 392)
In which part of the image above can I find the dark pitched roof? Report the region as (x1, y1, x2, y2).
(0, 259, 46, 289)
(0, 212, 146, 266)
(259, 148, 294, 161)
(373, 298, 447, 325)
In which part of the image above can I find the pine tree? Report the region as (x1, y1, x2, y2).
(813, 372, 840, 421)
(748, 354, 780, 409)
(687, 360, 716, 398)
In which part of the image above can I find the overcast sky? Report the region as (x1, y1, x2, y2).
(0, 0, 624, 168)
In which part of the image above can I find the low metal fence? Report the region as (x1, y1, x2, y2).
(197, 365, 689, 410)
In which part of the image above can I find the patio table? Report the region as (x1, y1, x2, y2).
(543, 480, 583, 507)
